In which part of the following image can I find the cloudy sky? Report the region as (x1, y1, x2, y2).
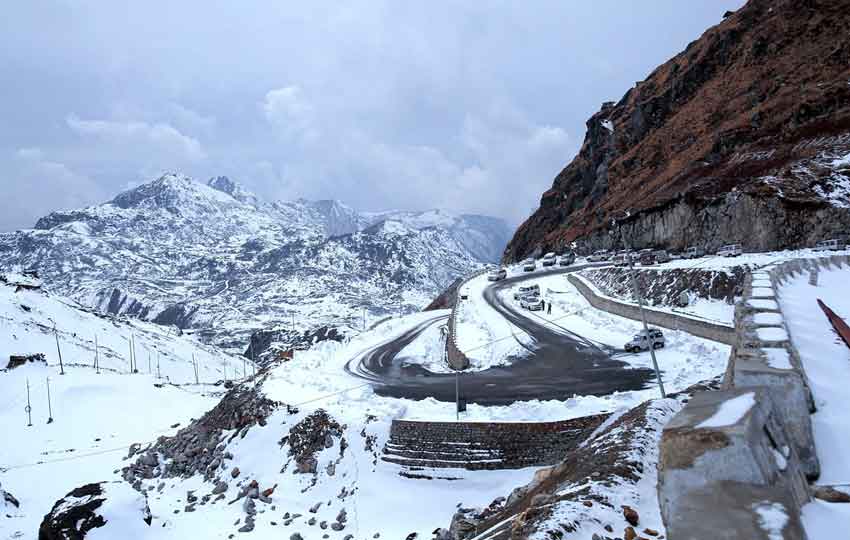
(0, 0, 744, 231)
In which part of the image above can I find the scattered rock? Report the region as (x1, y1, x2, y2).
(644, 528, 660, 537)
(624, 526, 637, 540)
(622, 505, 639, 526)
(38, 482, 151, 540)
(290, 533, 303, 540)
(212, 480, 228, 495)
(814, 486, 850, 503)
(308, 517, 317, 526)
(582, 500, 593, 507)
(231, 467, 241, 479)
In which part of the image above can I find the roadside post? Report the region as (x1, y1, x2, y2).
(612, 220, 666, 398)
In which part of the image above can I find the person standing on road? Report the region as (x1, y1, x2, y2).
(547, 300, 552, 315)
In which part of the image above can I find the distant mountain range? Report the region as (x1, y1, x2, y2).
(0, 173, 511, 357)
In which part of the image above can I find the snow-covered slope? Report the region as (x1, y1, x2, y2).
(0, 274, 246, 539)
(0, 174, 511, 357)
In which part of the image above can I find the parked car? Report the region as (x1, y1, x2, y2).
(717, 244, 743, 257)
(520, 296, 544, 311)
(813, 239, 842, 252)
(522, 258, 537, 272)
(514, 284, 540, 300)
(588, 250, 610, 262)
(611, 253, 628, 267)
(638, 249, 656, 266)
(487, 267, 507, 281)
(624, 328, 665, 353)
(653, 250, 671, 264)
(541, 252, 557, 267)
(682, 246, 705, 259)
(558, 251, 576, 266)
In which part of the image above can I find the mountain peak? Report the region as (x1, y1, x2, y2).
(110, 173, 237, 212)
(207, 176, 259, 206)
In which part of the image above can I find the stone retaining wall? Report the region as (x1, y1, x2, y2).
(445, 268, 490, 370)
(382, 414, 610, 471)
(567, 273, 736, 345)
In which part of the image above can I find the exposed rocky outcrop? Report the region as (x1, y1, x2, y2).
(282, 409, 345, 474)
(505, 0, 850, 261)
(423, 277, 463, 311)
(38, 482, 151, 540)
(580, 266, 745, 307)
(245, 325, 347, 366)
(123, 378, 279, 483)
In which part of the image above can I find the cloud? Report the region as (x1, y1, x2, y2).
(15, 147, 44, 161)
(66, 115, 206, 161)
(0, 152, 105, 231)
(0, 0, 746, 231)
(262, 86, 317, 142)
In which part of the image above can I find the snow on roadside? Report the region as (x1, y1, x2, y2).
(778, 265, 850, 536)
(502, 272, 729, 394)
(453, 271, 528, 371)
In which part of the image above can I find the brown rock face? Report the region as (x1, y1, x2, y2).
(504, 0, 850, 262)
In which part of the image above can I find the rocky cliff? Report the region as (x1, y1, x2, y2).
(505, 0, 850, 261)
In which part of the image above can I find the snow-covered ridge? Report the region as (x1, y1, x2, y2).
(0, 174, 511, 355)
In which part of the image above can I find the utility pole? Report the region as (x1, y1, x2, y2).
(362, 308, 366, 331)
(250, 344, 256, 378)
(54, 324, 64, 375)
(131, 334, 137, 373)
(615, 220, 666, 398)
(156, 352, 161, 380)
(147, 351, 151, 374)
(192, 354, 199, 384)
(128, 336, 133, 374)
(94, 334, 100, 374)
(46, 377, 54, 424)
(25, 379, 32, 427)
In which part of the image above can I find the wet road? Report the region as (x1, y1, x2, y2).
(345, 264, 655, 405)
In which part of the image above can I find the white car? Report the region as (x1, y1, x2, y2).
(514, 284, 540, 300)
(682, 246, 705, 259)
(587, 250, 610, 262)
(558, 252, 576, 266)
(717, 244, 743, 257)
(487, 268, 507, 281)
(813, 239, 842, 252)
(522, 258, 536, 272)
(520, 296, 544, 311)
(541, 252, 557, 267)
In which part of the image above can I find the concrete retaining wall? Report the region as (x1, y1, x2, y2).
(382, 414, 609, 471)
(567, 273, 735, 345)
(658, 254, 850, 539)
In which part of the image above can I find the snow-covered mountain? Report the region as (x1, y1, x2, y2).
(0, 173, 510, 357)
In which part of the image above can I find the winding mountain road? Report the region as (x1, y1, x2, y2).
(345, 264, 656, 405)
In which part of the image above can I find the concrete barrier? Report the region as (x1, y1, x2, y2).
(657, 255, 850, 539)
(658, 388, 810, 540)
(567, 273, 736, 345)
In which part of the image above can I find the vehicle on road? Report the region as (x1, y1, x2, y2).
(653, 250, 671, 264)
(813, 239, 842, 252)
(513, 284, 540, 300)
(717, 244, 743, 257)
(558, 251, 576, 266)
(683, 246, 705, 259)
(624, 328, 665, 352)
(638, 249, 656, 266)
(522, 258, 537, 272)
(520, 296, 544, 311)
(588, 250, 610, 262)
(541, 252, 557, 266)
(487, 267, 507, 281)
(611, 253, 628, 267)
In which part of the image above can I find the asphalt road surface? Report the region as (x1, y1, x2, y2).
(345, 264, 655, 405)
